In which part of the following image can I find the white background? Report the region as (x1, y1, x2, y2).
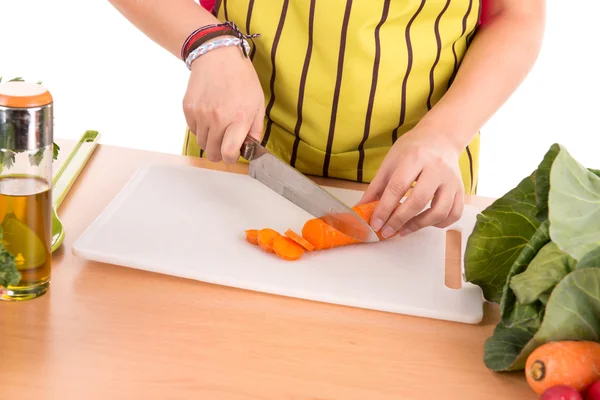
(1, 0, 598, 198)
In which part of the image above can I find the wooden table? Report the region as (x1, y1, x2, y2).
(0, 139, 535, 399)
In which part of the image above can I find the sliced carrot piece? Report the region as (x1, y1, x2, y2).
(284, 229, 315, 251)
(257, 228, 280, 253)
(273, 236, 305, 261)
(245, 229, 259, 245)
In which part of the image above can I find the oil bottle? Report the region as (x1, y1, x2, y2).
(0, 81, 53, 301)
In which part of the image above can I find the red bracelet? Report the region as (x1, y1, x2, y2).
(181, 21, 260, 61)
(181, 25, 234, 60)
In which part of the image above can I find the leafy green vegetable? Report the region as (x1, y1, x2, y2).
(483, 268, 600, 371)
(533, 143, 559, 221)
(509, 242, 576, 305)
(0, 230, 20, 288)
(548, 147, 600, 260)
(499, 219, 550, 328)
(53, 142, 60, 160)
(465, 143, 600, 372)
(482, 321, 534, 372)
(464, 173, 541, 303)
(575, 246, 600, 270)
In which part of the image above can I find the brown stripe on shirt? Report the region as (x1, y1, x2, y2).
(261, 0, 290, 147)
(447, 0, 473, 89)
(290, 0, 317, 168)
(427, 0, 451, 110)
(246, 0, 257, 60)
(356, 0, 391, 182)
(322, 0, 353, 178)
(392, 0, 427, 143)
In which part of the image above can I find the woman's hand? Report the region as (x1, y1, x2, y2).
(358, 126, 465, 238)
(183, 43, 265, 163)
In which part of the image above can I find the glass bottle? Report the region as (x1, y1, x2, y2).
(0, 81, 53, 301)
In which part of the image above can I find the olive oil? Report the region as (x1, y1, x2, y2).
(0, 176, 52, 300)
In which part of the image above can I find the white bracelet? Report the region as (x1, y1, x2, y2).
(185, 37, 251, 70)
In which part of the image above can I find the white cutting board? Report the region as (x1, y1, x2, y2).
(72, 164, 484, 323)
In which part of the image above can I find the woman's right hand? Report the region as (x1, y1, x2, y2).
(183, 42, 265, 164)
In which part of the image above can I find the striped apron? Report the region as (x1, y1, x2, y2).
(183, 0, 482, 194)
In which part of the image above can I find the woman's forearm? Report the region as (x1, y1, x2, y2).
(418, 0, 546, 152)
(108, 0, 222, 58)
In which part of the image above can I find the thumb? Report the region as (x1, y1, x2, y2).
(221, 119, 253, 164)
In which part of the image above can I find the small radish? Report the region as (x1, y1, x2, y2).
(540, 385, 583, 400)
(585, 381, 600, 400)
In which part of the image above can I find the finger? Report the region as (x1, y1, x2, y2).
(205, 124, 224, 162)
(370, 160, 421, 232)
(186, 121, 198, 139)
(357, 172, 387, 206)
(221, 119, 252, 164)
(435, 190, 465, 229)
(248, 107, 265, 141)
(397, 185, 455, 236)
(183, 101, 197, 137)
(379, 168, 440, 238)
(193, 123, 208, 149)
(356, 155, 399, 206)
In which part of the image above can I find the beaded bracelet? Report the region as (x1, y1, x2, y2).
(185, 37, 252, 70)
(184, 28, 237, 58)
(181, 21, 260, 62)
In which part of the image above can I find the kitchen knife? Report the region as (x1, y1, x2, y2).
(240, 136, 380, 243)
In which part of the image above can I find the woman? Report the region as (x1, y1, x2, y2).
(108, 0, 545, 238)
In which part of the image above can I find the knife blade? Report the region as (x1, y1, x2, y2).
(240, 136, 379, 243)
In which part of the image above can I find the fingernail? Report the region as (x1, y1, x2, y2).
(399, 228, 411, 236)
(381, 226, 395, 238)
(372, 218, 384, 232)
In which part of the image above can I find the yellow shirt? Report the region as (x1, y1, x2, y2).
(183, 0, 481, 194)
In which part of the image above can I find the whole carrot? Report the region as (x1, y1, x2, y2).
(525, 340, 600, 394)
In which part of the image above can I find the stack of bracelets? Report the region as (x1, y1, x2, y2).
(181, 21, 260, 70)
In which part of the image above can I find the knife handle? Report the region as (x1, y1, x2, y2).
(240, 136, 259, 160)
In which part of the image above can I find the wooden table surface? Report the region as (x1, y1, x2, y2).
(0, 139, 535, 399)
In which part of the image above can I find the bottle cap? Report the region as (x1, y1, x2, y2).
(0, 81, 53, 109)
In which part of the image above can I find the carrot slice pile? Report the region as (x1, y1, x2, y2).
(284, 229, 314, 251)
(273, 236, 305, 260)
(244, 200, 400, 261)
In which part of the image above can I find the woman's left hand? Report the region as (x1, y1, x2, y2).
(357, 125, 465, 238)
